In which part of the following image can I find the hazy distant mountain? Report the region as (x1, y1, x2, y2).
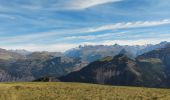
(137, 41, 169, 56)
(65, 44, 144, 62)
(65, 42, 169, 62)
(0, 49, 88, 82)
(9, 49, 31, 56)
(0, 48, 25, 60)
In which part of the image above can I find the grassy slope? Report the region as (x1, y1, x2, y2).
(0, 82, 170, 100)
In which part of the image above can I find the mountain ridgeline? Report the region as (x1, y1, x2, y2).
(65, 41, 169, 62)
(0, 41, 170, 88)
(60, 43, 170, 88)
(0, 50, 88, 81)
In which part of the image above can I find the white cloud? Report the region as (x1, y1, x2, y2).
(87, 19, 170, 32)
(1, 36, 170, 52)
(61, 32, 170, 41)
(100, 39, 170, 45)
(1, 19, 170, 43)
(0, 0, 122, 12)
(1, 19, 170, 46)
(62, 0, 122, 10)
(1, 43, 78, 52)
(79, 38, 170, 46)
(0, 28, 88, 43)
(63, 33, 115, 40)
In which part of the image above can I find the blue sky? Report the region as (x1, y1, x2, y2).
(0, 0, 170, 52)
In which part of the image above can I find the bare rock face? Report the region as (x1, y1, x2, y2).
(0, 69, 13, 82)
(60, 51, 169, 88)
(60, 55, 141, 85)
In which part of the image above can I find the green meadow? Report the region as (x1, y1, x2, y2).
(0, 82, 169, 100)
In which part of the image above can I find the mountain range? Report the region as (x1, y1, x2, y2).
(65, 41, 169, 62)
(0, 41, 170, 88)
(0, 50, 88, 81)
(60, 43, 170, 88)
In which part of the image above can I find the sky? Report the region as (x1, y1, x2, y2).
(0, 0, 170, 52)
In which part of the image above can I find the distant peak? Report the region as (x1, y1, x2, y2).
(113, 43, 120, 47)
(119, 49, 128, 55)
(160, 41, 168, 44)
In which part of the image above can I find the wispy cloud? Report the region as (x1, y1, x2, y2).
(2, 37, 170, 52)
(1, 43, 78, 52)
(87, 19, 170, 32)
(60, 0, 123, 10)
(0, 19, 170, 44)
(0, 0, 170, 52)
(89, 38, 170, 46)
(0, 0, 123, 12)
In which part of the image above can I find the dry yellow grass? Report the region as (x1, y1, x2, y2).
(0, 82, 169, 100)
